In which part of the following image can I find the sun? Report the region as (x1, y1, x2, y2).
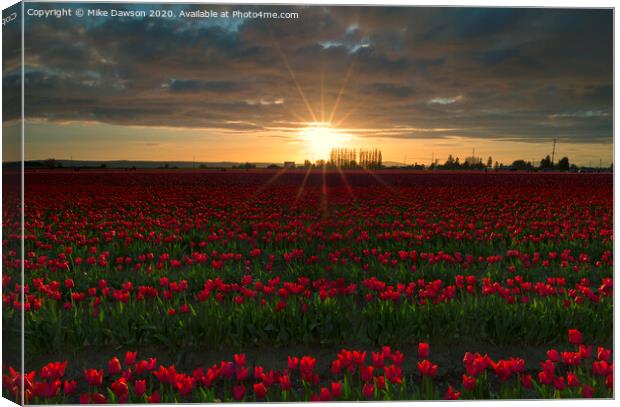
(299, 122, 350, 160)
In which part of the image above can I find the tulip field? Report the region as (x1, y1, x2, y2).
(1, 170, 613, 403)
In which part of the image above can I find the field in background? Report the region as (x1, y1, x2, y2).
(2, 170, 613, 402)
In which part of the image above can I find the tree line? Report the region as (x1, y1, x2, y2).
(327, 148, 383, 169)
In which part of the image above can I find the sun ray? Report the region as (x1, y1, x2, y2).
(321, 163, 328, 218)
(253, 167, 288, 197)
(333, 105, 360, 128)
(328, 58, 357, 124)
(289, 109, 308, 124)
(294, 165, 312, 203)
(360, 166, 398, 196)
(332, 90, 372, 128)
(320, 68, 325, 123)
(271, 39, 318, 123)
(336, 165, 355, 200)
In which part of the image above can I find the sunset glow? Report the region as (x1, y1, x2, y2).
(1, 4, 611, 167)
(299, 122, 352, 161)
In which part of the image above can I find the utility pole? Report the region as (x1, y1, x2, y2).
(551, 139, 557, 165)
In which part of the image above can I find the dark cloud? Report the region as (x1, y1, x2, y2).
(169, 79, 242, 93)
(365, 83, 414, 98)
(15, 4, 612, 144)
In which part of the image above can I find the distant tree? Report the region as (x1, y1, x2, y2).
(304, 160, 312, 168)
(100, 163, 107, 169)
(494, 161, 499, 170)
(267, 164, 280, 169)
(487, 156, 493, 168)
(557, 157, 570, 171)
(540, 155, 552, 169)
(511, 160, 531, 171)
(44, 158, 57, 168)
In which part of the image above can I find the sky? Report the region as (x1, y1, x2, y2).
(3, 3, 614, 165)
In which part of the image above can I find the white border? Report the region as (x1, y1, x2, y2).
(0, 1, 617, 407)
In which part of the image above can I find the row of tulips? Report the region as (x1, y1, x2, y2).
(3, 175, 611, 283)
(4, 277, 611, 352)
(2, 330, 612, 403)
(4, 274, 612, 312)
(3, 246, 612, 276)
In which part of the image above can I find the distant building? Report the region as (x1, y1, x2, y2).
(284, 161, 296, 169)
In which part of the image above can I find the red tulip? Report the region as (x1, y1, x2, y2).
(417, 360, 438, 377)
(91, 393, 107, 404)
(330, 360, 341, 375)
(371, 352, 384, 369)
(546, 349, 560, 362)
(553, 376, 565, 391)
(391, 350, 404, 366)
(521, 374, 533, 389)
(462, 374, 476, 391)
(320, 387, 332, 401)
(582, 384, 595, 398)
(537, 370, 553, 385)
(362, 382, 375, 399)
(444, 385, 461, 400)
(134, 379, 147, 397)
(63, 380, 77, 395)
(385, 365, 402, 384)
(84, 369, 103, 387)
(279, 374, 292, 391)
(111, 377, 129, 400)
(108, 357, 122, 375)
(234, 353, 246, 367)
(124, 352, 137, 366)
(418, 342, 430, 359)
(235, 366, 248, 381)
(597, 347, 611, 362)
(331, 381, 343, 398)
(147, 391, 160, 403)
(233, 384, 245, 401)
(360, 365, 374, 382)
(568, 329, 583, 345)
(566, 373, 580, 388)
(374, 375, 386, 390)
(253, 382, 267, 399)
(287, 356, 299, 371)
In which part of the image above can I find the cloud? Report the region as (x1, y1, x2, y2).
(548, 110, 609, 118)
(168, 79, 241, 93)
(11, 4, 612, 146)
(428, 96, 462, 105)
